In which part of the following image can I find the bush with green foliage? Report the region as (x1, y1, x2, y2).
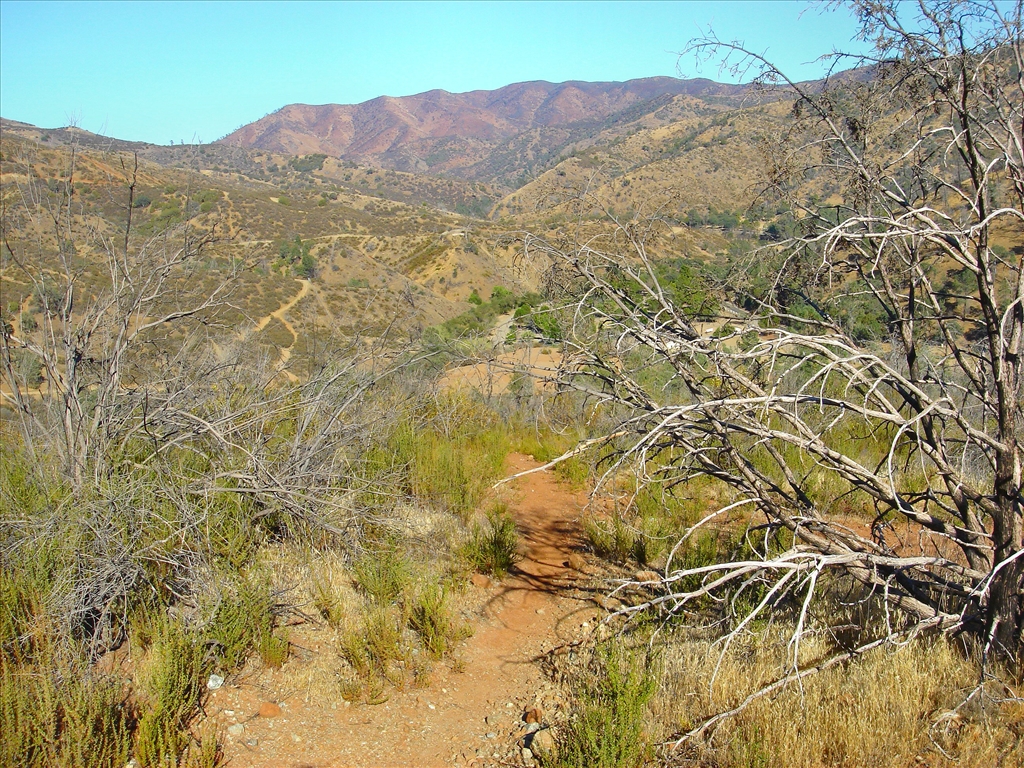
(208, 573, 284, 671)
(424, 286, 553, 344)
(553, 642, 657, 768)
(1, 653, 134, 768)
(463, 504, 521, 578)
(408, 583, 469, 659)
(134, 619, 209, 767)
(289, 154, 328, 173)
(354, 546, 412, 605)
(276, 235, 316, 277)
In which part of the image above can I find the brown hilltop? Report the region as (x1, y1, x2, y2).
(216, 77, 747, 178)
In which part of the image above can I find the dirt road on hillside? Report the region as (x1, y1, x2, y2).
(209, 453, 603, 768)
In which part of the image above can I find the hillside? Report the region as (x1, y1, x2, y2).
(2, 71, 839, 382)
(215, 77, 760, 185)
(0, 133, 545, 385)
(0, 73, 811, 377)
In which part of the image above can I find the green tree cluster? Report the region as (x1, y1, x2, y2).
(276, 235, 316, 278)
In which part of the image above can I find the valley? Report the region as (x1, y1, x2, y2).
(2, 74, 775, 377)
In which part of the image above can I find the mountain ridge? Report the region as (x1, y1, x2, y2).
(215, 76, 753, 181)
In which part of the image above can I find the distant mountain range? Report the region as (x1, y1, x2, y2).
(215, 77, 754, 183)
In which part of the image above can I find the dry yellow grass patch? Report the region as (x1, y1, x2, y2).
(653, 631, 1023, 767)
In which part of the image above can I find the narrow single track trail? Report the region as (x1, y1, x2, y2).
(209, 453, 603, 768)
(250, 278, 309, 379)
(253, 278, 310, 336)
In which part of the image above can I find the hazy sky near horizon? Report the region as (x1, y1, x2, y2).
(1, 1, 867, 145)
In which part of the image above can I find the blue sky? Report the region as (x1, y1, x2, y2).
(0, 1, 866, 145)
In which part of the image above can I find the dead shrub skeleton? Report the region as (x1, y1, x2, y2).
(512, 0, 1024, 745)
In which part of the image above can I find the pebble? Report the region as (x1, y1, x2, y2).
(522, 747, 534, 760)
(206, 674, 225, 690)
(244, 738, 258, 747)
(530, 728, 555, 754)
(567, 553, 586, 571)
(485, 732, 497, 739)
(291, 733, 301, 743)
(470, 573, 492, 588)
(595, 595, 622, 611)
(227, 724, 245, 737)
(526, 722, 541, 733)
(259, 701, 282, 718)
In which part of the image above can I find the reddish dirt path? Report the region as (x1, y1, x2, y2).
(209, 453, 601, 768)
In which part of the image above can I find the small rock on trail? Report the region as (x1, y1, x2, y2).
(258, 701, 282, 718)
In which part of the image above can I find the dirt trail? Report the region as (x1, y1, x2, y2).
(254, 278, 310, 336)
(209, 453, 601, 768)
(251, 279, 310, 379)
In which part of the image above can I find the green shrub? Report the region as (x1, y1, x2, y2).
(203, 488, 262, 571)
(554, 453, 590, 487)
(339, 605, 409, 699)
(554, 642, 657, 768)
(258, 630, 289, 669)
(135, 709, 188, 768)
(463, 504, 520, 578)
(408, 583, 469, 659)
(138, 620, 206, 727)
(630, 517, 667, 566)
(354, 547, 411, 605)
(1, 654, 134, 768)
(207, 574, 278, 671)
(58, 671, 135, 768)
(510, 428, 574, 464)
(134, 619, 212, 767)
(310, 571, 346, 627)
(0, 660, 50, 766)
(382, 408, 509, 515)
(584, 516, 635, 564)
(0, 552, 56, 665)
(289, 154, 327, 173)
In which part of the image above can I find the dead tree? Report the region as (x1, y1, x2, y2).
(515, 0, 1023, 733)
(0, 141, 230, 486)
(0, 136, 441, 655)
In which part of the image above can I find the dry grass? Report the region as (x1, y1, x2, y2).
(254, 532, 475, 706)
(653, 630, 1023, 768)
